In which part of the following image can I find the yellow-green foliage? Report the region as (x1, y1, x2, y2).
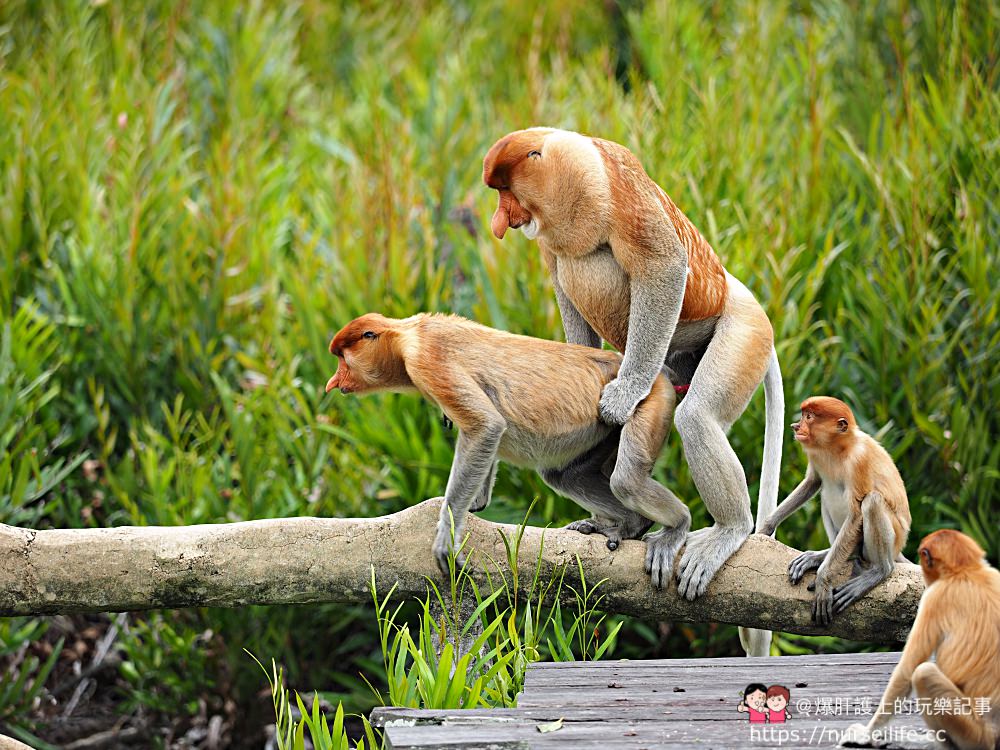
(0, 0, 997, 730)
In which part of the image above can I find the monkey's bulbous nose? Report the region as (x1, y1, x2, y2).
(790, 422, 800, 431)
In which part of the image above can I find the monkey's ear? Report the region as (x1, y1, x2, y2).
(920, 548, 933, 567)
(837, 418, 849, 432)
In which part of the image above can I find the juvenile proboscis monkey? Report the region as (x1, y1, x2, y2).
(840, 529, 1000, 749)
(483, 128, 784, 656)
(759, 397, 911, 625)
(325, 312, 690, 577)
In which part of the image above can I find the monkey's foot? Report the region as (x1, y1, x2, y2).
(789, 550, 826, 585)
(565, 519, 623, 551)
(677, 525, 748, 600)
(643, 526, 687, 589)
(831, 577, 874, 614)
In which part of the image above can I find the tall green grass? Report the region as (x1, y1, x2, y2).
(0, 0, 996, 740)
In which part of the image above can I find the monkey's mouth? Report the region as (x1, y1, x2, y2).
(520, 218, 539, 240)
(793, 432, 808, 442)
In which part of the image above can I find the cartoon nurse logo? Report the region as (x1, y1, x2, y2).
(738, 683, 769, 723)
(766, 685, 792, 723)
(738, 683, 792, 724)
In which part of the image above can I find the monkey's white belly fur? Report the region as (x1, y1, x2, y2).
(498, 422, 613, 471)
(820, 480, 852, 533)
(556, 246, 720, 355)
(556, 246, 631, 349)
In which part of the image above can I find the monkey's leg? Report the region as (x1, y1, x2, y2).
(541, 436, 652, 551)
(811, 513, 862, 625)
(911, 662, 997, 750)
(610, 380, 690, 589)
(831, 494, 896, 615)
(433, 418, 507, 576)
(469, 460, 499, 513)
(674, 303, 771, 601)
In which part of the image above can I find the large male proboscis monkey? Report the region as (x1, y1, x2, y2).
(326, 312, 690, 578)
(759, 397, 911, 625)
(840, 529, 1000, 749)
(483, 128, 784, 656)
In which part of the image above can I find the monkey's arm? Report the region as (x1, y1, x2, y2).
(432, 393, 507, 574)
(542, 248, 601, 348)
(864, 593, 942, 733)
(600, 231, 688, 424)
(758, 468, 821, 537)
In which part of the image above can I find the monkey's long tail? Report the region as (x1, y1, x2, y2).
(739, 347, 784, 658)
(756, 346, 784, 531)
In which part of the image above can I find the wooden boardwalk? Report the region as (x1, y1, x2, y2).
(371, 652, 940, 749)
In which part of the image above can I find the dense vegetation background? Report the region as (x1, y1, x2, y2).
(1, 0, 997, 746)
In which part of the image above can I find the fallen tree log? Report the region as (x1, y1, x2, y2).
(0, 499, 922, 641)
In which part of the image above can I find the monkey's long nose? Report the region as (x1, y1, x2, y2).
(325, 373, 340, 393)
(491, 204, 509, 239)
(790, 422, 800, 431)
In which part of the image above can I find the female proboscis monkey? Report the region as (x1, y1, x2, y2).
(483, 128, 784, 656)
(326, 312, 689, 579)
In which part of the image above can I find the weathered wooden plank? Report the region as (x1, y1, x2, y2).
(373, 652, 929, 749)
(521, 663, 895, 687)
(382, 716, 935, 750)
(526, 651, 898, 670)
(518, 685, 891, 706)
(373, 704, 882, 725)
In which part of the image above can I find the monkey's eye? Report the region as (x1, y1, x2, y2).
(528, 150, 541, 159)
(362, 331, 377, 340)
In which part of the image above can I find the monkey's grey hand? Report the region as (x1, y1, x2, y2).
(812, 580, 835, 625)
(789, 550, 825, 585)
(757, 521, 776, 537)
(431, 499, 467, 576)
(598, 378, 638, 425)
(432, 530, 466, 576)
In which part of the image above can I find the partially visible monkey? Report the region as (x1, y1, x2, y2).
(840, 529, 1000, 749)
(325, 312, 691, 579)
(758, 397, 911, 625)
(483, 127, 784, 656)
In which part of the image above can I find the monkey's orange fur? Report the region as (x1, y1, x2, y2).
(327, 312, 672, 467)
(761, 397, 912, 626)
(795, 396, 910, 558)
(862, 530, 1000, 749)
(483, 128, 729, 323)
(482, 128, 783, 639)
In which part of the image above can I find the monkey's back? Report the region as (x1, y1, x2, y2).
(857, 434, 912, 551)
(930, 569, 1000, 705)
(404, 314, 637, 469)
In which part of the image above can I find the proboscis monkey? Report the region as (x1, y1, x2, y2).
(840, 530, 1000, 749)
(325, 313, 690, 580)
(483, 128, 784, 656)
(759, 397, 911, 624)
